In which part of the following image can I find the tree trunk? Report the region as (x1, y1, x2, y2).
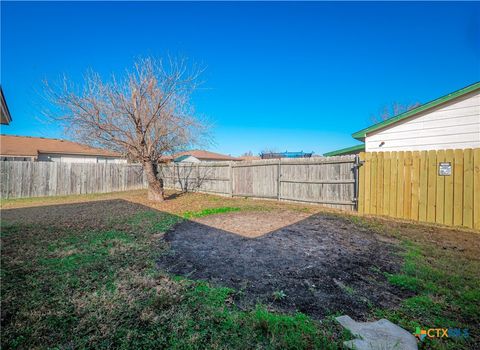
(143, 160, 164, 201)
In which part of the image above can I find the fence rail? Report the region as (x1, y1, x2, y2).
(0, 162, 147, 199)
(358, 149, 480, 230)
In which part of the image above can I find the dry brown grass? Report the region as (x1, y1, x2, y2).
(1, 189, 327, 214)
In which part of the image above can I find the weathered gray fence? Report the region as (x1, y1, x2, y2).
(1, 161, 147, 199)
(1, 157, 356, 210)
(159, 155, 356, 210)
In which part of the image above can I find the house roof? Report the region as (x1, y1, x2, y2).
(1, 86, 12, 125)
(352, 81, 480, 141)
(173, 150, 239, 161)
(323, 144, 365, 157)
(0, 135, 122, 158)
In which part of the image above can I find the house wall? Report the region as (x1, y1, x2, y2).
(0, 155, 35, 161)
(174, 156, 235, 163)
(37, 153, 127, 164)
(175, 155, 201, 163)
(365, 90, 480, 152)
(200, 158, 234, 162)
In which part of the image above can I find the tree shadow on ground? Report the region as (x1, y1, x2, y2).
(158, 212, 411, 320)
(164, 191, 188, 200)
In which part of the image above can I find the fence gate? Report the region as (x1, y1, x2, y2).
(231, 156, 357, 210)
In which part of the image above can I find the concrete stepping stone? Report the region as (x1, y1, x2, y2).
(336, 315, 418, 350)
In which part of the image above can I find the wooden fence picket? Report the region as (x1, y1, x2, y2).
(358, 148, 479, 230)
(474, 148, 480, 230)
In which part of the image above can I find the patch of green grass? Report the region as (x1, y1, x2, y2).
(387, 274, 421, 292)
(378, 239, 479, 349)
(182, 206, 241, 219)
(126, 210, 182, 233)
(272, 290, 287, 301)
(250, 307, 337, 349)
(343, 285, 355, 296)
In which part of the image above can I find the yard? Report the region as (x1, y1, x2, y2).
(1, 190, 479, 349)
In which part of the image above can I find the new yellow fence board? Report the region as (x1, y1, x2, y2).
(357, 148, 479, 230)
(435, 150, 446, 225)
(396, 152, 404, 218)
(453, 149, 464, 226)
(358, 153, 365, 214)
(383, 152, 391, 216)
(474, 148, 480, 230)
(444, 149, 454, 226)
(411, 151, 420, 221)
(371, 153, 377, 214)
(377, 152, 384, 215)
(427, 150, 437, 223)
(389, 152, 398, 216)
(403, 151, 412, 219)
(463, 148, 474, 228)
(418, 151, 428, 222)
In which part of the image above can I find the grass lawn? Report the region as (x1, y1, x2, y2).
(1, 190, 479, 349)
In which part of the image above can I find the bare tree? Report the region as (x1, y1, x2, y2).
(260, 147, 279, 155)
(46, 57, 207, 201)
(370, 102, 421, 124)
(241, 151, 254, 157)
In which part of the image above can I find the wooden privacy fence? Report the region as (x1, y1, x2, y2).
(358, 149, 480, 230)
(0, 161, 147, 199)
(159, 156, 357, 210)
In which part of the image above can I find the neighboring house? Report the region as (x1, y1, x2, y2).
(323, 144, 364, 157)
(1, 87, 12, 125)
(165, 150, 239, 163)
(238, 155, 261, 161)
(0, 135, 126, 163)
(261, 151, 313, 159)
(325, 81, 480, 156)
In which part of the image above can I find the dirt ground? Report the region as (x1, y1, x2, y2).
(158, 210, 410, 320)
(193, 210, 311, 238)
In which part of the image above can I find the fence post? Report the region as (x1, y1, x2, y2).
(277, 159, 281, 200)
(229, 162, 234, 197)
(356, 153, 365, 213)
(196, 163, 200, 192)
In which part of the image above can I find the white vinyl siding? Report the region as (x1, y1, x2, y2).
(37, 153, 127, 163)
(174, 155, 231, 163)
(365, 91, 480, 152)
(174, 155, 201, 163)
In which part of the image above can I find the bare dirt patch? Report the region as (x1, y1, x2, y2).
(193, 210, 311, 238)
(158, 211, 410, 320)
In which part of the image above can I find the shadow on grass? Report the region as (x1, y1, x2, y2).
(164, 191, 188, 200)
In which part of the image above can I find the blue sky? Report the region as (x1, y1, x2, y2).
(1, 1, 479, 156)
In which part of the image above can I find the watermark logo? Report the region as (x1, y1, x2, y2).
(414, 327, 427, 341)
(414, 327, 469, 341)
